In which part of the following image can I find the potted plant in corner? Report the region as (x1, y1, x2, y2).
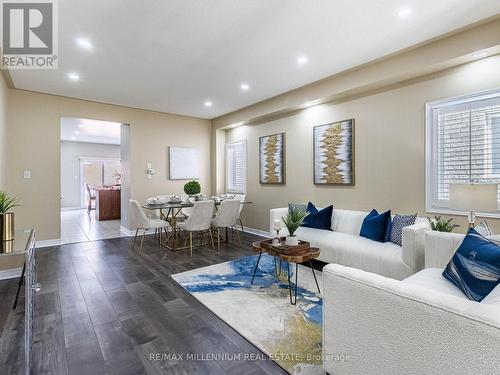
(282, 209, 308, 246)
(0, 191, 21, 241)
(183, 180, 201, 201)
(427, 216, 460, 232)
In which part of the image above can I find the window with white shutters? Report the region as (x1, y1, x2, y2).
(226, 141, 246, 194)
(426, 88, 500, 213)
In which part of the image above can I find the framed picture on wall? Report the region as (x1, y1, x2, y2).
(169, 146, 200, 180)
(313, 119, 355, 185)
(259, 132, 286, 184)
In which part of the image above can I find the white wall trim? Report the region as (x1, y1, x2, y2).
(426, 208, 500, 220)
(36, 239, 62, 248)
(120, 226, 136, 236)
(61, 206, 83, 211)
(240, 226, 271, 238)
(0, 267, 22, 280)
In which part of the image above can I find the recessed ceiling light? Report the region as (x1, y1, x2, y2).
(240, 83, 250, 91)
(77, 124, 84, 128)
(76, 37, 93, 51)
(74, 131, 80, 135)
(473, 51, 489, 59)
(297, 55, 308, 65)
(71, 136, 76, 141)
(204, 101, 213, 107)
(397, 7, 412, 18)
(68, 73, 80, 81)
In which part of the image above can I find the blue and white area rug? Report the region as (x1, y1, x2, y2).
(172, 254, 324, 375)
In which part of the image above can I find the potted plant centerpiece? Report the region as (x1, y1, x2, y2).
(282, 208, 308, 246)
(183, 180, 201, 201)
(0, 191, 21, 241)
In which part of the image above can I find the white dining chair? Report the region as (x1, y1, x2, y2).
(211, 199, 241, 251)
(180, 194, 194, 218)
(232, 194, 246, 233)
(146, 195, 171, 236)
(177, 200, 215, 256)
(129, 200, 170, 254)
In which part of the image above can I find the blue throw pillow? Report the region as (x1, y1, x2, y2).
(443, 228, 500, 302)
(301, 202, 333, 231)
(360, 209, 392, 243)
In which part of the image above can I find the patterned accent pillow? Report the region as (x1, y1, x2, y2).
(288, 203, 307, 215)
(475, 220, 493, 238)
(389, 213, 417, 246)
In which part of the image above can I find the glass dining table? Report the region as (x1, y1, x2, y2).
(141, 199, 252, 251)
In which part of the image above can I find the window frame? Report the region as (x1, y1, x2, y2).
(225, 140, 247, 194)
(425, 87, 500, 218)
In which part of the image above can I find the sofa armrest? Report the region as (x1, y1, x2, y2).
(425, 230, 465, 268)
(322, 264, 500, 375)
(401, 220, 431, 272)
(269, 207, 289, 235)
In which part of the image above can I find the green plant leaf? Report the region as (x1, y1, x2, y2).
(183, 180, 201, 195)
(0, 192, 21, 213)
(281, 209, 308, 236)
(427, 215, 459, 232)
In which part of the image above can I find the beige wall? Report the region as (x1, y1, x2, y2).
(225, 55, 500, 233)
(6, 90, 211, 240)
(0, 73, 7, 190)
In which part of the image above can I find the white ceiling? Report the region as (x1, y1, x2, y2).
(10, 0, 500, 119)
(60, 117, 121, 144)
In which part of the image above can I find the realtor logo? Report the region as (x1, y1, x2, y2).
(1, 0, 58, 69)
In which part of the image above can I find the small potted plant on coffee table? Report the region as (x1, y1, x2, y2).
(282, 209, 308, 246)
(183, 180, 201, 201)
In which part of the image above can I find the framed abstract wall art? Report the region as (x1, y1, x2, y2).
(313, 119, 355, 185)
(169, 146, 200, 180)
(259, 133, 286, 184)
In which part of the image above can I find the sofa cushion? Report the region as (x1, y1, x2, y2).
(403, 268, 500, 306)
(443, 228, 500, 302)
(360, 209, 392, 243)
(403, 268, 468, 299)
(331, 209, 367, 234)
(301, 202, 333, 231)
(294, 226, 412, 280)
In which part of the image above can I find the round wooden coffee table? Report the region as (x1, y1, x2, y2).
(252, 239, 321, 305)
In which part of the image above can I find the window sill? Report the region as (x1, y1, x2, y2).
(426, 207, 500, 220)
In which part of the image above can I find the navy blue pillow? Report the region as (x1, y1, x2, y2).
(443, 228, 500, 302)
(301, 202, 333, 231)
(360, 209, 392, 243)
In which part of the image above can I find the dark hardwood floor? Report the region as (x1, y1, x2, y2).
(0, 231, 289, 375)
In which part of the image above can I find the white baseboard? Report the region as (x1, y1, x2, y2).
(120, 226, 136, 236)
(240, 226, 271, 238)
(120, 224, 269, 238)
(0, 267, 22, 280)
(36, 239, 62, 248)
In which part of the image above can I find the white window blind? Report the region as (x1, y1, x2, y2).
(426, 89, 500, 213)
(226, 141, 246, 194)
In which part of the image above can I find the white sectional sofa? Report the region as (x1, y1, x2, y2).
(322, 230, 500, 375)
(270, 207, 430, 280)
